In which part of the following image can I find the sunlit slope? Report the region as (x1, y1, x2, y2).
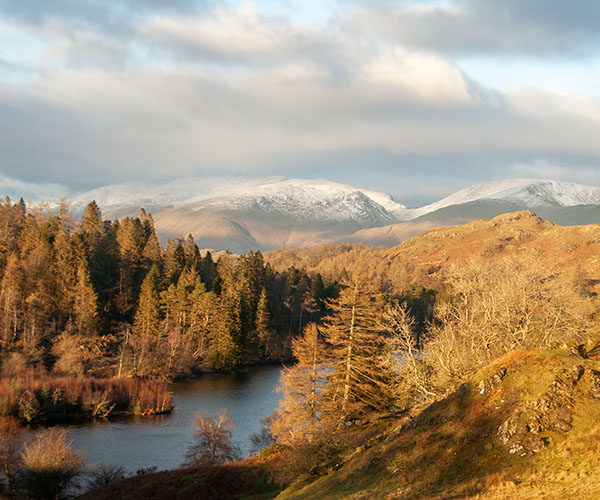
(277, 347, 600, 500)
(265, 210, 600, 294)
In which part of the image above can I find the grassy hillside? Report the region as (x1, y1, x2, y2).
(276, 347, 600, 500)
(265, 211, 600, 295)
(81, 346, 600, 500)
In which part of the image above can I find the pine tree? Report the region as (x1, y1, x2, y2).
(271, 322, 327, 445)
(321, 276, 394, 424)
(256, 287, 274, 359)
(210, 287, 243, 371)
(163, 239, 185, 286)
(73, 260, 98, 336)
(141, 213, 161, 268)
(133, 265, 162, 337)
(183, 234, 200, 272)
(0, 253, 23, 347)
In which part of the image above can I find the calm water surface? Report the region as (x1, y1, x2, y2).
(64, 365, 282, 473)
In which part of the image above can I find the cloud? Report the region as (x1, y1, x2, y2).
(0, 175, 68, 203)
(0, 2, 599, 203)
(346, 0, 600, 58)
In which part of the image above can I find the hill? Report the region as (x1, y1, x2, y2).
(82, 346, 600, 499)
(275, 346, 600, 500)
(265, 210, 600, 294)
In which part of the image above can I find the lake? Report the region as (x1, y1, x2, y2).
(62, 365, 283, 473)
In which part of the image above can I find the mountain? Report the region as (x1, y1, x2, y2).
(70, 177, 407, 252)
(70, 177, 600, 251)
(265, 210, 600, 297)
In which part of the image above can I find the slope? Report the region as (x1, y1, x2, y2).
(265, 210, 600, 295)
(276, 346, 600, 500)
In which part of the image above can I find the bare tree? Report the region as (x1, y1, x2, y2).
(184, 409, 240, 467)
(381, 303, 437, 407)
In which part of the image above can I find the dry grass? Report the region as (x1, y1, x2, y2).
(275, 348, 600, 500)
(0, 367, 172, 425)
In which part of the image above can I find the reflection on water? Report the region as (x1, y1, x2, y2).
(63, 365, 282, 473)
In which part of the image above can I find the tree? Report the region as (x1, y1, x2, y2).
(321, 276, 395, 424)
(184, 409, 240, 467)
(18, 428, 85, 500)
(73, 260, 98, 336)
(271, 323, 327, 445)
(0, 253, 23, 348)
(133, 265, 161, 338)
(423, 256, 594, 391)
(380, 302, 436, 407)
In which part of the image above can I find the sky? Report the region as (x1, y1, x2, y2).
(1, 0, 600, 206)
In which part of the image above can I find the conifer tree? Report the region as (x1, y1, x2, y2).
(200, 251, 218, 291)
(183, 234, 200, 271)
(210, 287, 243, 371)
(321, 276, 394, 424)
(163, 239, 185, 286)
(133, 265, 162, 337)
(256, 287, 274, 359)
(73, 260, 98, 336)
(0, 253, 23, 347)
(141, 213, 161, 268)
(271, 322, 327, 445)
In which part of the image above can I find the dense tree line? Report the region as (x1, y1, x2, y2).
(0, 198, 334, 379)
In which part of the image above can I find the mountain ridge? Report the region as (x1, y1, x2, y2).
(70, 177, 600, 251)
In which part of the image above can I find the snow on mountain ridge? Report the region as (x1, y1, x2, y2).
(411, 178, 600, 218)
(71, 176, 600, 224)
(70, 176, 405, 223)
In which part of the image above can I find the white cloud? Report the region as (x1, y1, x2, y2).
(0, 1, 599, 198)
(0, 175, 68, 203)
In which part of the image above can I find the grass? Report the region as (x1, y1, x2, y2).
(0, 367, 172, 425)
(275, 347, 600, 500)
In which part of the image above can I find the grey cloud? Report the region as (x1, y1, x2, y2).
(0, 0, 210, 28)
(1, 61, 598, 200)
(348, 0, 600, 57)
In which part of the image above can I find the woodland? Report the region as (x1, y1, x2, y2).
(0, 199, 599, 499)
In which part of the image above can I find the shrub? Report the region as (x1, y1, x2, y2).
(17, 428, 85, 500)
(184, 409, 240, 467)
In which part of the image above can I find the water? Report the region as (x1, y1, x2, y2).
(62, 365, 283, 473)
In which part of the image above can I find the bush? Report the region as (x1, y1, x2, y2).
(184, 409, 240, 467)
(85, 463, 125, 491)
(17, 428, 85, 500)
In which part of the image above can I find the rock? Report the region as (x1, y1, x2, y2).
(522, 435, 545, 454)
(588, 370, 600, 399)
(498, 414, 522, 444)
(478, 368, 507, 396)
(509, 442, 524, 455)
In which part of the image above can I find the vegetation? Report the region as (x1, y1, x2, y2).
(184, 409, 240, 467)
(0, 368, 171, 425)
(0, 197, 333, 382)
(17, 428, 85, 500)
(3, 201, 600, 499)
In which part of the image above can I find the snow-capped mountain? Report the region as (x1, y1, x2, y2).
(412, 178, 600, 218)
(70, 176, 600, 252)
(70, 177, 406, 224)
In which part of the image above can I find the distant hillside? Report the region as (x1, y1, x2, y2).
(341, 200, 600, 247)
(265, 210, 600, 294)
